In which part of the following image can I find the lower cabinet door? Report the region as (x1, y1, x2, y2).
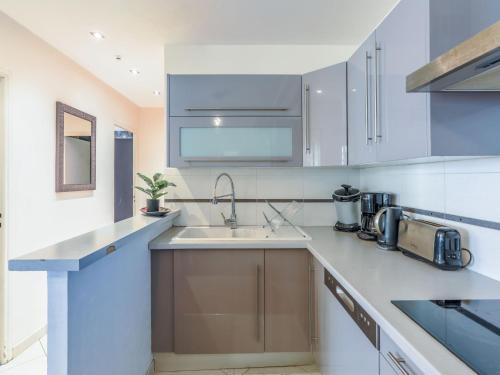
(173, 249, 265, 354)
(151, 251, 174, 353)
(264, 249, 310, 352)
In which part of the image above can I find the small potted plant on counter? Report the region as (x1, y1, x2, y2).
(135, 172, 176, 214)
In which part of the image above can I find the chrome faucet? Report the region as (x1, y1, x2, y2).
(212, 173, 237, 229)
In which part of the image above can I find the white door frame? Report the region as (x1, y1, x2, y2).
(0, 73, 11, 363)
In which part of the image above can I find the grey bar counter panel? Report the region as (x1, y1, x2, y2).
(168, 75, 302, 117)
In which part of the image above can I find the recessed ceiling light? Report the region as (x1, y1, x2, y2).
(129, 69, 140, 76)
(153, 90, 161, 96)
(316, 89, 323, 94)
(90, 31, 105, 40)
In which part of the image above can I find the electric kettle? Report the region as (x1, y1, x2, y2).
(374, 206, 402, 250)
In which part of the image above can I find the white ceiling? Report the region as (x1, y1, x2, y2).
(0, 0, 398, 107)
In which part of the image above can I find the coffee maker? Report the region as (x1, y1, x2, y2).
(358, 192, 392, 241)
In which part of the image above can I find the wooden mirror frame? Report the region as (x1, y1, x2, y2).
(55, 101, 96, 192)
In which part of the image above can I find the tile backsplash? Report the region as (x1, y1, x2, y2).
(164, 167, 360, 227)
(360, 157, 500, 282)
(162, 157, 500, 282)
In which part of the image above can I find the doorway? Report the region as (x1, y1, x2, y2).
(114, 127, 134, 222)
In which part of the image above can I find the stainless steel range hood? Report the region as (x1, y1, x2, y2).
(407, 21, 500, 92)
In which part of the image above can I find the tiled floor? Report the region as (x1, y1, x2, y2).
(156, 365, 320, 375)
(0, 336, 47, 374)
(0, 339, 320, 375)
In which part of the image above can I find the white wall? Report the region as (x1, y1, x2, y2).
(163, 167, 359, 227)
(136, 108, 166, 210)
(360, 157, 500, 282)
(0, 12, 140, 352)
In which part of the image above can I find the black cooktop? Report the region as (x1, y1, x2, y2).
(392, 299, 500, 375)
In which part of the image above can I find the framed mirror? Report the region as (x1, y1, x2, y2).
(56, 102, 96, 192)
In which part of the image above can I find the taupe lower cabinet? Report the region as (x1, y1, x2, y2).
(151, 251, 174, 353)
(264, 249, 310, 352)
(173, 249, 265, 354)
(151, 249, 311, 354)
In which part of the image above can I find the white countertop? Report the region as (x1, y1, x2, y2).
(151, 225, 500, 375)
(9, 210, 180, 271)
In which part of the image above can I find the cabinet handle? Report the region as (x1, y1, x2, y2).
(365, 52, 373, 145)
(256, 264, 261, 341)
(374, 45, 382, 143)
(184, 107, 289, 111)
(335, 285, 355, 313)
(308, 259, 313, 348)
(304, 84, 311, 153)
(387, 352, 410, 375)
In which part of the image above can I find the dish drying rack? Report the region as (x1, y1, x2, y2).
(262, 200, 307, 238)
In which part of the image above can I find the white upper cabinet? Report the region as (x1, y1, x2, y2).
(374, 0, 430, 162)
(347, 0, 500, 166)
(168, 74, 302, 118)
(303, 63, 347, 167)
(348, 0, 430, 165)
(347, 33, 377, 166)
(167, 74, 303, 167)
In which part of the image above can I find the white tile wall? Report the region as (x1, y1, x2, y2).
(360, 157, 500, 281)
(164, 167, 360, 227)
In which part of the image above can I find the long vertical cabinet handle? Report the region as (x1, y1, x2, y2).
(304, 84, 311, 153)
(374, 45, 382, 143)
(365, 52, 373, 145)
(256, 264, 261, 342)
(308, 257, 313, 349)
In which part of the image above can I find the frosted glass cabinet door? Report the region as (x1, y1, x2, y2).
(173, 249, 265, 354)
(168, 117, 303, 167)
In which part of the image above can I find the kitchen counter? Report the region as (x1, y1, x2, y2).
(8, 210, 181, 375)
(9, 210, 180, 271)
(152, 225, 500, 375)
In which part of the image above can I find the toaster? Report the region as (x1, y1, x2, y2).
(397, 219, 463, 270)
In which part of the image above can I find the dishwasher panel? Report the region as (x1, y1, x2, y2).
(321, 269, 379, 375)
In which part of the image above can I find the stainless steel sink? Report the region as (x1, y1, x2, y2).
(173, 226, 311, 243)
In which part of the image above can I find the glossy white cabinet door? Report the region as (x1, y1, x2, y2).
(374, 0, 430, 162)
(303, 63, 347, 167)
(347, 33, 377, 166)
(320, 283, 379, 375)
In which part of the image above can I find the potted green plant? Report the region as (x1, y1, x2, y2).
(135, 173, 176, 212)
